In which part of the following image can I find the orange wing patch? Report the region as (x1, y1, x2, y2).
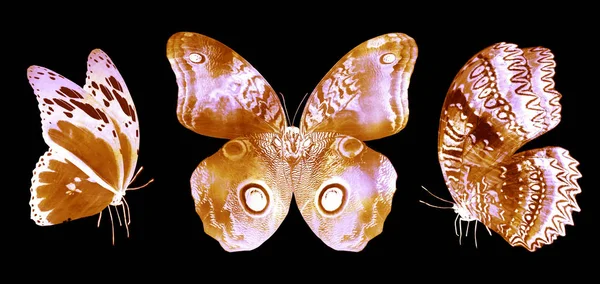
(30, 149, 114, 225)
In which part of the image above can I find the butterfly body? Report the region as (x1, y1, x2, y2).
(437, 43, 581, 251)
(168, 32, 417, 251)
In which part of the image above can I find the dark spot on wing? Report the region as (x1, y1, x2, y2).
(56, 87, 84, 99)
(129, 105, 136, 122)
(69, 99, 102, 121)
(53, 98, 75, 111)
(98, 110, 109, 124)
(113, 91, 131, 117)
(99, 84, 114, 101)
(91, 81, 99, 89)
(107, 76, 123, 92)
(43, 98, 54, 105)
(64, 112, 73, 118)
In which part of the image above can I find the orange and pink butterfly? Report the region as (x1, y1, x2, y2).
(27, 32, 582, 252)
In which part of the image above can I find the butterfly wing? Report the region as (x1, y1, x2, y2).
(166, 32, 286, 139)
(167, 32, 292, 251)
(471, 147, 581, 251)
(30, 149, 115, 225)
(299, 33, 418, 141)
(28, 51, 134, 224)
(191, 135, 293, 252)
(438, 43, 582, 250)
(83, 49, 140, 190)
(294, 33, 416, 251)
(294, 134, 397, 251)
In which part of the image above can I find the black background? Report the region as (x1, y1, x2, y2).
(14, 6, 594, 273)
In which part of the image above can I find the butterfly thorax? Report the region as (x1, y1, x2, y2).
(110, 192, 124, 206)
(453, 202, 476, 222)
(278, 126, 311, 165)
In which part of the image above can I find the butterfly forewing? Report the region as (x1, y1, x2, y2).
(437, 42, 581, 251)
(84, 49, 140, 189)
(300, 33, 417, 141)
(28, 65, 124, 191)
(167, 32, 286, 139)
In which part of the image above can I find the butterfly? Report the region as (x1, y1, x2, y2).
(167, 32, 418, 252)
(429, 42, 582, 251)
(27, 49, 152, 242)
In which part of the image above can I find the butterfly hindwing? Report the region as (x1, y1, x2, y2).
(167, 32, 286, 139)
(191, 135, 293, 252)
(30, 149, 115, 225)
(294, 134, 397, 251)
(472, 147, 581, 251)
(300, 33, 417, 141)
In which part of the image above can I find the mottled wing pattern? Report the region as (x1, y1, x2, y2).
(28, 65, 124, 192)
(84, 49, 139, 190)
(438, 42, 581, 251)
(470, 147, 581, 251)
(30, 149, 114, 225)
(167, 32, 286, 139)
(294, 134, 397, 251)
(190, 134, 293, 252)
(300, 33, 417, 141)
(438, 43, 562, 192)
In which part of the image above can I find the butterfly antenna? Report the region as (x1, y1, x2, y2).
(420, 186, 454, 204)
(419, 200, 453, 209)
(279, 92, 292, 126)
(292, 92, 310, 127)
(128, 167, 154, 191)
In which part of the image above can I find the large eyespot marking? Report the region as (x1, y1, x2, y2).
(338, 136, 364, 158)
(188, 52, 206, 64)
(238, 181, 271, 216)
(380, 53, 397, 64)
(222, 140, 247, 161)
(315, 179, 349, 217)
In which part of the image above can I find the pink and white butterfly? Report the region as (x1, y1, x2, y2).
(27, 49, 152, 242)
(425, 42, 582, 251)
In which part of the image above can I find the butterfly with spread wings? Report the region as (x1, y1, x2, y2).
(167, 32, 418, 252)
(431, 42, 582, 251)
(28, 49, 152, 242)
